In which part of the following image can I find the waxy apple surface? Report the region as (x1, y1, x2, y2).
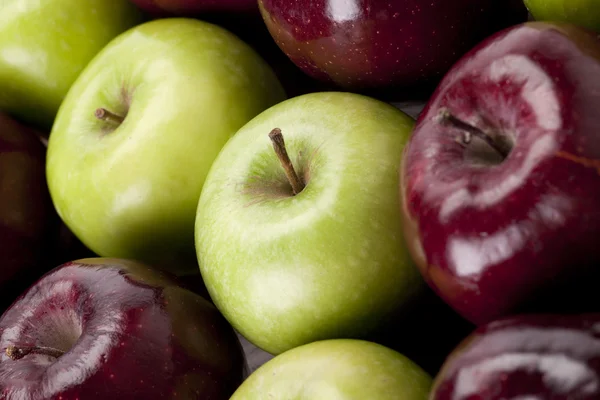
(0, 113, 58, 308)
(257, 0, 527, 93)
(0, 258, 246, 399)
(400, 22, 600, 325)
(525, 0, 600, 33)
(0, 0, 143, 129)
(231, 339, 432, 400)
(431, 314, 600, 399)
(196, 92, 424, 355)
(47, 18, 286, 276)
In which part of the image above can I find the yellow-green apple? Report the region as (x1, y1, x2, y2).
(195, 92, 424, 355)
(0, 258, 246, 398)
(46, 18, 286, 276)
(0, 112, 58, 309)
(400, 22, 600, 325)
(230, 339, 431, 400)
(525, 0, 600, 33)
(0, 0, 144, 129)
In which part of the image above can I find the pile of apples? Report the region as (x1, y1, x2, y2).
(1, 0, 600, 398)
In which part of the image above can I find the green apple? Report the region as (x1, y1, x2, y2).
(195, 92, 424, 355)
(47, 18, 286, 276)
(0, 0, 144, 129)
(230, 339, 432, 399)
(524, 0, 600, 32)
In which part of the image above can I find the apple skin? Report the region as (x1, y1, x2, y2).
(0, 258, 246, 398)
(231, 339, 431, 399)
(195, 92, 424, 355)
(525, 0, 600, 33)
(431, 314, 600, 399)
(129, 0, 258, 15)
(400, 22, 600, 325)
(46, 18, 286, 276)
(0, 0, 144, 130)
(0, 113, 59, 309)
(257, 0, 527, 95)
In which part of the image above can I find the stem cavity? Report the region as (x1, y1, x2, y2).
(95, 108, 125, 125)
(5, 345, 65, 361)
(268, 128, 305, 195)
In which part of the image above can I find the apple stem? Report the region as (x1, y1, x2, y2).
(268, 128, 305, 195)
(95, 108, 125, 125)
(5, 345, 65, 361)
(438, 109, 511, 159)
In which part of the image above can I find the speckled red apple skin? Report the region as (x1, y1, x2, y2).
(0, 258, 246, 399)
(400, 22, 600, 325)
(257, 0, 527, 92)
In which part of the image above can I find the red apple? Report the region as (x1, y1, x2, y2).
(431, 314, 600, 399)
(257, 0, 528, 96)
(0, 113, 58, 308)
(0, 258, 246, 398)
(400, 22, 600, 325)
(130, 0, 258, 15)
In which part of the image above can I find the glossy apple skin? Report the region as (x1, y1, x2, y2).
(431, 314, 600, 399)
(257, 0, 527, 95)
(130, 0, 258, 15)
(46, 18, 286, 276)
(0, 258, 246, 399)
(196, 92, 424, 355)
(0, 113, 58, 308)
(525, 0, 600, 33)
(0, 0, 144, 129)
(231, 339, 431, 400)
(400, 22, 600, 325)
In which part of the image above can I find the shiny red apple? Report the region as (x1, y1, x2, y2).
(129, 0, 258, 15)
(431, 314, 600, 399)
(0, 113, 58, 308)
(400, 21, 600, 325)
(0, 258, 246, 398)
(257, 0, 527, 96)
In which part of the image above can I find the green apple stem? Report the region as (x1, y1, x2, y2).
(95, 108, 125, 125)
(5, 345, 65, 360)
(438, 109, 511, 159)
(268, 128, 305, 195)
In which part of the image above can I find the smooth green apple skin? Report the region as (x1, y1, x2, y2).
(47, 18, 286, 276)
(195, 92, 424, 355)
(524, 0, 600, 33)
(230, 339, 432, 400)
(0, 0, 144, 129)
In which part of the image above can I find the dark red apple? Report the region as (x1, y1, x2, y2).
(257, 0, 527, 96)
(0, 113, 58, 308)
(400, 22, 600, 325)
(431, 314, 600, 399)
(129, 0, 258, 15)
(0, 258, 246, 398)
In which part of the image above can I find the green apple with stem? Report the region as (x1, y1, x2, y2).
(231, 339, 432, 399)
(47, 18, 286, 276)
(195, 92, 424, 355)
(524, 0, 600, 33)
(0, 0, 144, 130)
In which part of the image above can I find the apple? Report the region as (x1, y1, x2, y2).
(0, 0, 144, 130)
(195, 91, 424, 355)
(0, 258, 246, 398)
(46, 18, 286, 276)
(257, 0, 528, 96)
(231, 339, 431, 399)
(525, 0, 600, 33)
(129, 0, 258, 15)
(400, 21, 600, 325)
(431, 313, 600, 399)
(0, 112, 59, 309)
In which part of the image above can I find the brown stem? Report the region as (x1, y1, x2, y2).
(5, 345, 65, 360)
(94, 108, 124, 125)
(438, 109, 511, 159)
(268, 128, 305, 195)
